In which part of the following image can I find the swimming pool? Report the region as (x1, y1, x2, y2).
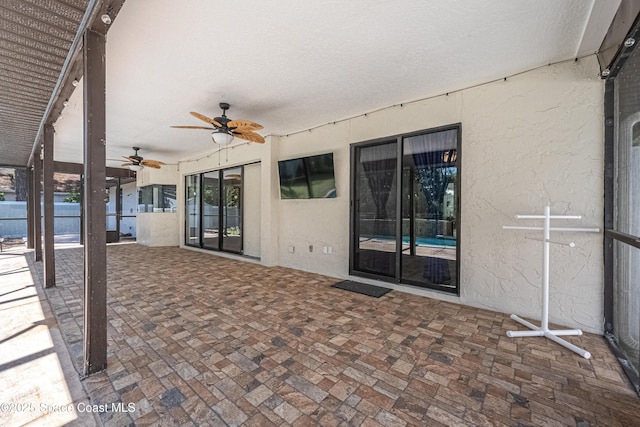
(363, 235, 457, 247)
(404, 236, 456, 247)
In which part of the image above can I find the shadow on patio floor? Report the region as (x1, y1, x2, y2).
(0, 246, 97, 426)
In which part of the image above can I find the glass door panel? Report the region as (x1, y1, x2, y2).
(401, 131, 458, 290)
(353, 142, 398, 277)
(185, 175, 200, 246)
(202, 172, 220, 249)
(222, 167, 242, 253)
(614, 241, 640, 376)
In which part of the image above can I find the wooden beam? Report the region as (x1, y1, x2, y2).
(33, 150, 42, 261)
(83, 28, 107, 376)
(79, 174, 84, 246)
(26, 167, 34, 249)
(43, 124, 56, 288)
(54, 160, 137, 178)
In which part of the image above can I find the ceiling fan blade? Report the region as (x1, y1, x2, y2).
(228, 119, 263, 131)
(143, 163, 161, 169)
(233, 130, 265, 144)
(171, 125, 213, 130)
(190, 112, 222, 127)
(121, 163, 134, 167)
(141, 159, 165, 167)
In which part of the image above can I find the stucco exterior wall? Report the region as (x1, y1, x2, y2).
(137, 212, 179, 246)
(135, 164, 180, 246)
(243, 162, 261, 258)
(176, 56, 605, 333)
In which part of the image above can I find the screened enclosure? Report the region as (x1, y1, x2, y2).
(605, 26, 640, 395)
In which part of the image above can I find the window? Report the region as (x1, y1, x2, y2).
(350, 125, 460, 294)
(138, 185, 176, 212)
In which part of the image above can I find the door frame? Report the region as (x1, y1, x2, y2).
(184, 166, 244, 255)
(349, 123, 462, 295)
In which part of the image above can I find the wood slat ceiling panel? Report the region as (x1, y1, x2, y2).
(2, 0, 82, 34)
(0, 38, 67, 64)
(0, 0, 89, 167)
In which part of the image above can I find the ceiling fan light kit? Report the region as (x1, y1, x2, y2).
(212, 130, 234, 145)
(171, 102, 265, 145)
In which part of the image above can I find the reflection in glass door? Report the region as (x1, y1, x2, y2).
(401, 131, 458, 290)
(353, 141, 398, 278)
(185, 175, 200, 247)
(222, 168, 242, 253)
(202, 172, 220, 249)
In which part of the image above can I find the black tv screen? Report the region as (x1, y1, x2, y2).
(278, 153, 336, 199)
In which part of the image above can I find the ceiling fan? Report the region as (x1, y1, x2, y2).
(171, 102, 265, 145)
(121, 147, 165, 171)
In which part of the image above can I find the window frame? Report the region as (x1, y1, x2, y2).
(349, 123, 462, 295)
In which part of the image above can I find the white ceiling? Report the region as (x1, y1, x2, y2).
(52, 0, 620, 168)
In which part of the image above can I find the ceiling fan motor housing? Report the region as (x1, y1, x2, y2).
(215, 102, 232, 127)
(130, 147, 143, 163)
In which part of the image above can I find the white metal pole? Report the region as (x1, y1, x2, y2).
(542, 206, 550, 332)
(503, 206, 597, 359)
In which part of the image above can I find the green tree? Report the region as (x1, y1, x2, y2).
(63, 192, 81, 203)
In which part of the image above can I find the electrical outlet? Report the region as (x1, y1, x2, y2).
(323, 246, 328, 254)
(328, 246, 333, 254)
(288, 246, 295, 253)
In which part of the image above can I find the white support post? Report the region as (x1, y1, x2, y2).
(502, 206, 600, 359)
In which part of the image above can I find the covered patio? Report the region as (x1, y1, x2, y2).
(23, 243, 640, 426)
(3, 0, 640, 425)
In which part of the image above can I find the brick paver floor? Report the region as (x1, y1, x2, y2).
(34, 244, 640, 426)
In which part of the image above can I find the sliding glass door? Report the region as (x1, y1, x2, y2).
(351, 125, 460, 294)
(352, 141, 398, 278)
(222, 168, 242, 252)
(184, 166, 243, 254)
(401, 130, 458, 291)
(185, 175, 200, 247)
(202, 171, 220, 249)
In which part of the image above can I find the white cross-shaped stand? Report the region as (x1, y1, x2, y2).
(503, 206, 600, 359)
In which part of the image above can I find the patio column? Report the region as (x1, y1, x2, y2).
(33, 148, 42, 262)
(83, 27, 107, 375)
(260, 135, 280, 266)
(26, 168, 34, 249)
(43, 123, 56, 288)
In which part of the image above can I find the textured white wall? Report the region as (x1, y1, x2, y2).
(176, 57, 604, 333)
(137, 164, 179, 186)
(459, 59, 604, 334)
(136, 164, 180, 245)
(275, 56, 604, 333)
(243, 163, 261, 258)
(136, 212, 179, 246)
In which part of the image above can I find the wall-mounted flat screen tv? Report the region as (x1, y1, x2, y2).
(278, 153, 337, 199)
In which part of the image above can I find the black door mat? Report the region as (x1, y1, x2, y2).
(331, 280, 391, 298)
